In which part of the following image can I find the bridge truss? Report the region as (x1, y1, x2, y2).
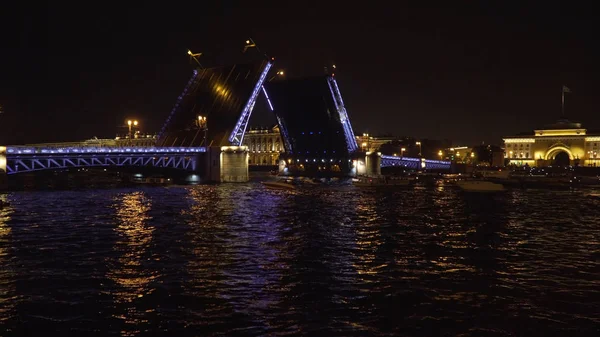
(4, 146, 205, 174)
(381, 155, 451, 170)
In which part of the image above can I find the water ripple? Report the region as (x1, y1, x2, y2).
(0, 185, 598, 336)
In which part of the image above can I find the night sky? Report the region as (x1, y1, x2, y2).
(1, 2, 597, 145)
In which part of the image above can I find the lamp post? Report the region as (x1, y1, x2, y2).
(187, 49, 203, 68)
(269, 70, 285, 82)
(197, 115, 207, 145)
(127, 120, 138, 139)
(416, 141, 422, 157)
(438, 150, 443, 160)
(401, 147, 406, 157)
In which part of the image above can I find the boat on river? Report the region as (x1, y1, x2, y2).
(455, 180, 505, 192)
(353, 176, 411, 187)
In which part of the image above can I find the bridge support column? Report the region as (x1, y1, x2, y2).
(0, 147, 6, 190)
(204, 146, 249, 183)
(365, 151, 381, 176)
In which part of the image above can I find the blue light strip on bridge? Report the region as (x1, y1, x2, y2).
(380, 155, 451, 169)
(228, 61, 273, 145)
(261, 86, 293, 153)
(6, 146, 206, 155)
(326, 77, 359, 153)
(261, 86, 274, 111)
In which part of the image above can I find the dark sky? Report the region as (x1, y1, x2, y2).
(1, 2, 597, 145)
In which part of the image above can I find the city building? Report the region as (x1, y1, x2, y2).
(503, 119, 600, 167)
(356, 133, 395, 152)
(243, 125, 284, 166)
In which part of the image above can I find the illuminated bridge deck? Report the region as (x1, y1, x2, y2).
(381, 155, 451, 170)
(4, 146, 206, 174)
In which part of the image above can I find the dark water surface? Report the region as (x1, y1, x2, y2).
(0, 183, 598, 336)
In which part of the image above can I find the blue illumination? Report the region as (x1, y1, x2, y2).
(4, 146, 205, 174)
(326, 77, 358, 152)
(380, 155, 451, 170)
(261, 86, 274, 111)
(229, 61, 273, 145)
(262, 85, 293, 152)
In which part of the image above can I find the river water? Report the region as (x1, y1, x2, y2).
(0, 180, 598, 336)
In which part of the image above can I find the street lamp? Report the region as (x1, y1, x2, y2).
(401, 147, 406, 157)
(269, 70, 285, 82)
(438, 150, 443, 160)
(127, 120, 138, 139)
(188, 49, 203, 68)
(197, 115, 208, 146)
(197, 115, 207, 128)
(416, 141, 422, 157)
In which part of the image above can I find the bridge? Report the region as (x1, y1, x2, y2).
(1, 44, 450, 183)
(2, 146, 204, 174)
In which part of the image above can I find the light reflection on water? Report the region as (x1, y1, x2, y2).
(0, 184, 598, 336)
(108, 191, 155, 335)
(0, 196, 15, 326)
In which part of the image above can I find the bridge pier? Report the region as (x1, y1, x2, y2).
(0, 147, 6, 190)
(365, 152, 382, 176)
(203, 146, 249, 183)
(354, 151, 381, 177)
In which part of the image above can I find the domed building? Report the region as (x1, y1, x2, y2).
(503, 119, 600, 167)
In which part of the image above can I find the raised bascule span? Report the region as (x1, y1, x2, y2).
(157, 59, 272, 148)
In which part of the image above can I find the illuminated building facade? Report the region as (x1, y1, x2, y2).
(503, 119, 600, 167)
(243, 125, 284, 165)
(356, 133, 395, 152)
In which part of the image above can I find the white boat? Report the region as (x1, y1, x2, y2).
(353, 176, 410, 187)
(455, 180, 505, 192)
(262, 181, 296, 190)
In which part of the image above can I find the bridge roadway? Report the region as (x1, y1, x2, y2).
(2, 145, 205, 174)
(380, 155, 451, 170)
(0, 144, 450, 177)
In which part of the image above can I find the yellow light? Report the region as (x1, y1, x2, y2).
(187, 50, 192, 55)
(471, 152, 475, 157)
(246, 40, 250, 44)
(133, 120, 138, 126)
(534, 129, 586, 137)
(504, 138, 535, 143)
(127, 120, 132, 126)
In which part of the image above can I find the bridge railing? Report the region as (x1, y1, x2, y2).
(4, 146, 206, 174)
(381, 155, 451, 170)
(5, 146, 206, 155)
